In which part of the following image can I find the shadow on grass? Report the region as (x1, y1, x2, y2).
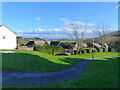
(2, 53, 68, 72)
(2, 53, 84, 72)
(59, 58, 86, 64)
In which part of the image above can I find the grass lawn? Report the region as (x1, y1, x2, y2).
(29, 57, 119, 88)
(2, 50, 119, 72)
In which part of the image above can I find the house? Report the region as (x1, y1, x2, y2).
(58, 42, 78, 55)
(87, 42, 101, 48)
(99, 43, 108, 48)
(0, 25, 17, 49)
(49, 41, 88, 55)
(25, 40, 48, 50)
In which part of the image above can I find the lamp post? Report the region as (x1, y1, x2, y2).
(92, 29, 94, 60)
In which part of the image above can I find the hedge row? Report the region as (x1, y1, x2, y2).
(34, 45, 63, 55)
(78, 48, 114, 54)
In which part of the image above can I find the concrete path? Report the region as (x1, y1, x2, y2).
(0, 51, 16, 53)
(2, 56, 118, 87)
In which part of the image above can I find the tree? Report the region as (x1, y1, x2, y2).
(64, 20, 92, 54)
(96, 22, 111, 44)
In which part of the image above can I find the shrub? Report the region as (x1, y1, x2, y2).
(108, 48, 115, 52)
(97, 48, 103, 52)
(103, 48, 108, 52)
(85, 48, 92, 53)
(79, 49, 87, 54)
(94, 48, 97, 52)
(34, 45, 63, 55)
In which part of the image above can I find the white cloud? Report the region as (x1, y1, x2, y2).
(86, 23, 95, 26)
(53, 28, 62, 32)
(60, 18, 67, 21)
(28, 30, 33, 32)
(60, 18, 95, 27)
(36, 17, 41, 21)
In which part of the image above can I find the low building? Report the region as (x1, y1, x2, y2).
(25, 40, 49, 50)
(0, 25, 17, 49)
(99, 43, 108, 48)
(87, 42, 101, 48)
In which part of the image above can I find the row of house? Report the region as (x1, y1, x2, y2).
(24, 40, 108, 55)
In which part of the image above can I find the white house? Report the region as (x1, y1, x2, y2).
(0, 25, 17, 49)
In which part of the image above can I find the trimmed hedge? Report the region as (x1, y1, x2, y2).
(79, 49, 87, 54)
(97, 48, 103, 52)
(34, 45, 63, 55)
(108, 48, 115, 52)
(86, 48, 92, 53)
(103, 48, 108, 52)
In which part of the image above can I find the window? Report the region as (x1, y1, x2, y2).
(3, 36, 5, 39)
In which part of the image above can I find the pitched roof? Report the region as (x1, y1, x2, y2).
(26, 41, 34, 45)
(0, 25, 16, 35)
(82, 43, 88, 47)
(26, 40, 47, 46)
(34, 41, 46, 46)
(50, 41, 61, 45)
(59, 42, 77, 49)
(93, 43, 101, 48)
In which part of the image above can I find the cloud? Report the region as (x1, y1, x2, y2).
(36, 17, 41, 21)
(60, 18, 67, 21)
(60, 18, 95, 27)
(15, 28, 68, 39)
(86, 23, 95, 26)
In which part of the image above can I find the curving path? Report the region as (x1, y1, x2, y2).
(2, 56, 117, 87)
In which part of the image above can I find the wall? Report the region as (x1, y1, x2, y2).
(0, 26, 17, 49)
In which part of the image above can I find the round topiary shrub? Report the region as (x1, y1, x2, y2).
(86, 48, 92, 53)
(79, 49, 86, 54)
(97, 48, 103, 52)
(94, 48, 97, 52)
(103, 48, 108, 52)
(108, 48, 115, 52)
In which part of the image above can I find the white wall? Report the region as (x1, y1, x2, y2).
(0, 25, 17, 49)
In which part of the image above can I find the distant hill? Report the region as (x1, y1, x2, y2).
(95, 31, 119, 43)
(17, 37, 45, 46)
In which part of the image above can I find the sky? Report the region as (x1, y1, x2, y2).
(2, 2, 118, 39)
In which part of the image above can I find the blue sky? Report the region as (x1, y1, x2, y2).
(2, 2, 118, 39)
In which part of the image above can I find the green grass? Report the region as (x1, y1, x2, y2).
(29, 57, 119, 88)
(2, 51, 119, 88)
(2, 50, 119, 73)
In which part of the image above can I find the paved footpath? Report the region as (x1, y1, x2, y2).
(2, 56, 118, 87)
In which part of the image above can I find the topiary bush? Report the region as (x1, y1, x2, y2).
(97, 48, 103, 52)
(108, 48, 115, 52)
(85, 48, 92, 53)
(94, 48, 97, 52)
(79, 49, 87, 54)
(103, 48, 108, 52)
(34, 45, 63, 55)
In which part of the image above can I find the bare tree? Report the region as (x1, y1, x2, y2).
(96, 22, 111, 44)
(64, 20, 90, 54)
